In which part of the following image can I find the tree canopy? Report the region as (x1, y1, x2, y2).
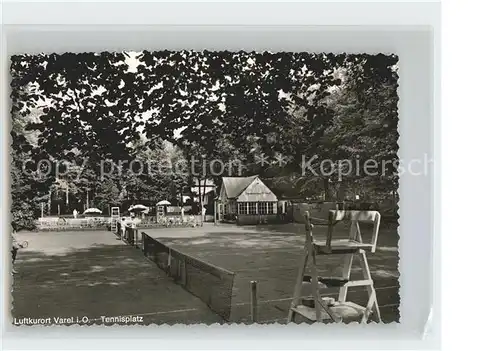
(10, 50, 399, 229)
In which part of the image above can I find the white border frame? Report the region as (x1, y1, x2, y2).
(1, 1, 440, 350)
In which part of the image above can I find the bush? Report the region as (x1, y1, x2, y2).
(11, 201, 37, 231)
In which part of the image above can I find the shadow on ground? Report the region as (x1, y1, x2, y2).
(148, 222, 400, 323)
(12, 222, 399, 325)
(11, 240, 222, 325)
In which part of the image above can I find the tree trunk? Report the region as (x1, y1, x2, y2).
(66, 183, 69, 205)
(336, 181, 346, 202)
(188, 175, 195, 204)
(197, 177, 204, 226)
(323, 178, 333, 201)
(201, 178, 207, 206)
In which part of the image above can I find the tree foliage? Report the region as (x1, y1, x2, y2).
(10, 50, 399, 229)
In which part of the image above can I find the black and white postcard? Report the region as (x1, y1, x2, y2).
(10, 50, 400, 325)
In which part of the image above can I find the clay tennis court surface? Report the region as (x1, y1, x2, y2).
(11, 223, 399, 325)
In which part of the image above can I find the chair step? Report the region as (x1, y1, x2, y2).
(291, 301, 368, 322)
(301, 297, 336, 308)
(302, 275, 349, 287)
(313, 241, 374, 255)
(302, 276, 374, 288)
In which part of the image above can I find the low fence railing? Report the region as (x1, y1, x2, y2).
(35, 213, 208, 231)
(36, 217, 111, 230)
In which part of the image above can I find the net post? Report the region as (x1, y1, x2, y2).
(167, 247, 172, 271)
(181, 258, 187, 286)
(141, 231, 145, 252)
(327, 210, 334, 250)
(214, 199, 218, 226)
(250, 280, 258, 323)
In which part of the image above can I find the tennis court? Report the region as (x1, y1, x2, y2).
(11, 221, 399, 325)
(11, 230, 222, 325)
(145, 222, 400, 323)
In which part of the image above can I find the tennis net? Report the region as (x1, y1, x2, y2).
(141, 232, 235, 321)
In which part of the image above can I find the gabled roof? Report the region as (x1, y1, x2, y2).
(260, 178, 304, 200)
(221, 175, 259, 199)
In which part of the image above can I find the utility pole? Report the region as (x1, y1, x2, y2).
(48, 189, 52, 215)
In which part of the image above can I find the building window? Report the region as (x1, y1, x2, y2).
(238, 202, 277, 215)
(252, 202, 276, 215)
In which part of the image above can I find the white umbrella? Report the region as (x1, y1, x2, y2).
(128, 204, 148, 213)
(156, 200, 171, 206)
(83, 208, 102, 214)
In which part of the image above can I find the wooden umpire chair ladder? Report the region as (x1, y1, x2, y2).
(287, 210, 382, 324)
(156, 205, 165, 223)
(111, 207, 120, 232)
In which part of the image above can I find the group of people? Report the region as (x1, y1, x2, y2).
(119, 212, 141, 239)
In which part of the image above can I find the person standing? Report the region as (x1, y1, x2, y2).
(120, 216, 127, 239)
(73, 209, 78, 219)
(201, 206, 206, 226)
(11, 233, 22, 274)
(130, 212, 138, 228)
